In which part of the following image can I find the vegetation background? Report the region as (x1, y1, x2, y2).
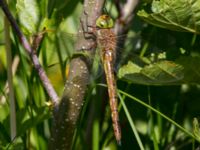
(1, 0, 200, 149)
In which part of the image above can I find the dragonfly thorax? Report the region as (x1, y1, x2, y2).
(96, 29, 116, 51)
(96, 29, 117, 63)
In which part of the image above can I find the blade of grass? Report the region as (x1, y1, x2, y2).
(92, 119, 99, 150)
(117, 88, 196, 140)
(98, 84, 196, 140)
(147, 86, 159, 150)
(4, 15, 16, 140)
(118, 93, 145, 150)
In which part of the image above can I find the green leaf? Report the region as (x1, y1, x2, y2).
(0, 122, 10, 144)
(118, 60, 184, 85)
(16, 0, 40, 34)
(193, 118, 200, 142)
(16, 106, 50, 136)
(47, 0, 80, 23)
(118, 61, 142, 78)
(176, 56, 200, 84)
(137, 0, 200, 34)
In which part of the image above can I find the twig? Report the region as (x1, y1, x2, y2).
(115, 0, 139, 34)
(114, 0, 139, 64)
(121, 0, 139, 22)
(0, 0, 59, 107)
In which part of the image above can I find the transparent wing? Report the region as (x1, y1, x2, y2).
(46, 30, 103, 81)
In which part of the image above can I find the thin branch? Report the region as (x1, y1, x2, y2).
(0, 0, 59, 107)
(114, 0, 140, 64)
(115, 0, 139, 34)
(122, 0, 139, 22)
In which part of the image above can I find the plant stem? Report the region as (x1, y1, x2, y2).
(0, 0, 59, 107)
(4, 15, 16, 141)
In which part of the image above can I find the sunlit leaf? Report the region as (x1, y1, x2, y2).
(137, 0, 200, 34)
(16, 0, 40, 34)
(118, 60, 184, 85)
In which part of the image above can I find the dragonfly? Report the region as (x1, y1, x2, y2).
(95, 14, 121, 145)
(39, 14, 122, 144)
(32, 14, 184, 146)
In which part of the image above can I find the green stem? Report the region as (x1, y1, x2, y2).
(118, 93, 145, 150)
(4, 16, 16, 140)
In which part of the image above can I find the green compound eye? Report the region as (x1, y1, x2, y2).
(96, 15, 114, 29)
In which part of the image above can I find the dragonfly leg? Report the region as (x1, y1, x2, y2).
(75, 14, 97, 52)
(79, 11, 97, 40)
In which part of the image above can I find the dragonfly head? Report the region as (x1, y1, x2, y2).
(96, 14, 114, 29)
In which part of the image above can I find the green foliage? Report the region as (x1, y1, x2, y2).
(138, 0, 200, 34)
(1, 0, 200, 149)
(193, 118, 200, 142)
(177, 56, 200, 84)
(118, 60, 184, 85)
(16, 0, 40, 34)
